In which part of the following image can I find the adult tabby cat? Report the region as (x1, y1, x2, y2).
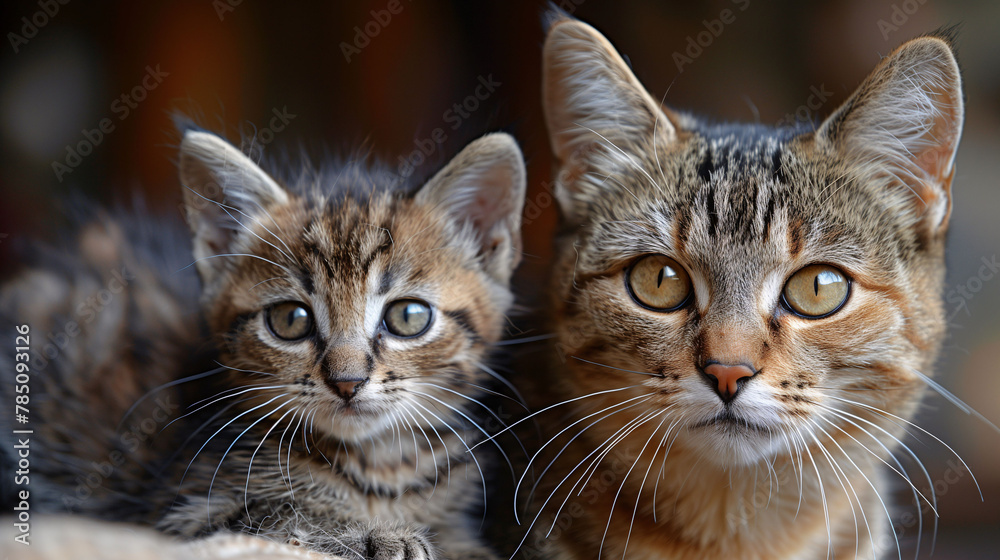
(1, 127, 527, 560)
(526, 13, 964, 560)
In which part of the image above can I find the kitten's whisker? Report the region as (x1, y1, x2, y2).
(209, 399, 294, 522)
(404, 402, 452, 489)
(246, 406, 298, 518)
(795, 426, 833, 559)
(178, 253, 294, 278)
(570, 356, 664, 377)
(168, 385, 286, 432)
(216, 362, 280, 378)
(413, 382, 529, 462)
(181, 183, 298, 265)
(577, 124, 660, 193)
(469, 384, 646, 451)
(409, 400, 486, 519)
(651, 420, 684, 523)
(117, 366, 227, 432)
(180, 394, 289, 487)
(475, 361, 531, 409)
(494, 333, 557, 346)
(411, 390, 516, 481)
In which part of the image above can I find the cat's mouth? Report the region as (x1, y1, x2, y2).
(692, 411, 771, 434)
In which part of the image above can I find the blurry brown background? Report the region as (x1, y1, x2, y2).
(1, 0, 998, 557)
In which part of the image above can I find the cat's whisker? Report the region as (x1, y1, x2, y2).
(404, 402, 452, 489)
(910, 368, 1000, 435)
(399, 403, 438, 495)
(570, 356, 665, 377)
(576, 124, 660, 193)
(794, 426, 833, 559)
(804, 419, 877, 560)
(249, 277, 284, 291)
(816, 404, 938, 517)
(518, 394, 654, 520)
(826, 394, 983, 500)
(216, 362, 281, 378)
(468, 384, 647, 451)
(548, 409, 664, 541)
(651, 419, 684, 523)
(616, 414, 672, 560)
(509, 406, 656, 557)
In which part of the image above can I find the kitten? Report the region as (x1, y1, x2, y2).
(525, 13, 964, 560)
(2, 127, 527, 560)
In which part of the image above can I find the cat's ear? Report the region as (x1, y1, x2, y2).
(542, 14, 676, 224)
(815, 34, 963, 235)
(178, 129, 289, 285)
(415, 133, 526, 284)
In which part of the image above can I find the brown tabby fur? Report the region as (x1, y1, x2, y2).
(525, 13, 964, 560)
(2, 129, 527, 560)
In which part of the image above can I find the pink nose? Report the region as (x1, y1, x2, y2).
(703, 363, 756, 402)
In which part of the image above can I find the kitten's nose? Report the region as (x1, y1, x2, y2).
(330, 377, 369, 401)
(701, 362, 756, 403)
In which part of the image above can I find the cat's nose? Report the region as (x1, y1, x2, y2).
(701, 362, 756, 403)
(330, 377, 369, 400)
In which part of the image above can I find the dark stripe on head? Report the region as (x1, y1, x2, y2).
(443, 308, 482, 344)
(706, 183, 718, 238)
(771, 147, 787, 184)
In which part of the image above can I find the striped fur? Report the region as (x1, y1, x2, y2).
(528, 14, 963, 560)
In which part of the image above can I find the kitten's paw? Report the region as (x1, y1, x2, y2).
(326, 523, 436, 560)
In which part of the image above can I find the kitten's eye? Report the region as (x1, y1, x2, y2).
(626, 255, 692, 311)
(384, 299, 433, 338)
(266, 302, 314, 341)
(782, 264, 850, 318)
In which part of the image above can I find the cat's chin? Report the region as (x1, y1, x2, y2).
(684, 419, 784, 467)
(313, 406, 397, 443)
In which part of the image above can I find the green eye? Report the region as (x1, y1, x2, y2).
(626, 255, 692, 311)
(782, 264, 850, 318)
(266, 302, 314, 340)
(383, 299, 433, 338)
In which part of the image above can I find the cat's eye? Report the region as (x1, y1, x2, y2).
(383, 299, 433, 338)
(782, 264, 850, 318)
(626, 255, 692, 311)
(266, 302, 314, 341)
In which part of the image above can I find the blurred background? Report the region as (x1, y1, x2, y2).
(1, 0, 997, 557)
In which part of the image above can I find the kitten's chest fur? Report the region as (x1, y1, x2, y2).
(156, 415, 482, 538)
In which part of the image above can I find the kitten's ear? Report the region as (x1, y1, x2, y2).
(178, 129, 289, 285)
(415, 133, 526, 284)
(542, 15, 676, 224)
(815, 35, 963, 235)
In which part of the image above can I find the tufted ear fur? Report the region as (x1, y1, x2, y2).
(815, 34, 964, 235)
(542, 14, 676, 225)
(178, 129, 289, 287)
(415, 133, 526, 285)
